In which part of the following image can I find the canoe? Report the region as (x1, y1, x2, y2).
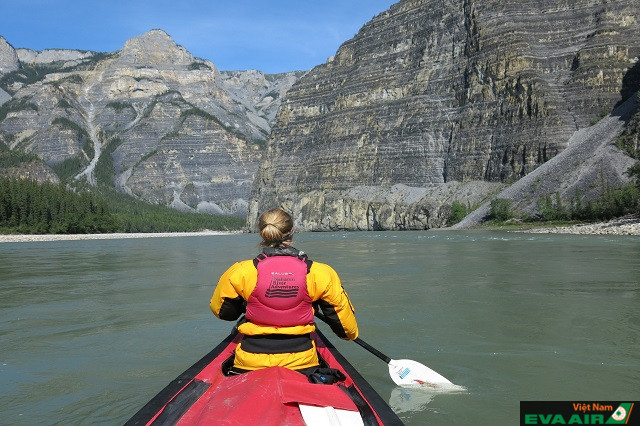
(125, 328, 403, 425)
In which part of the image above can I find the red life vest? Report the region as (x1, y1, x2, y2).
(246, 250, 314, 327)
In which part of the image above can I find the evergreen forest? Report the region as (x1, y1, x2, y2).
(0, 178, 245, 234)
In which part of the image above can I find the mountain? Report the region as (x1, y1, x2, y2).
(0, 30, 301, 216)
(3, 1, 640, 230)
(248, 0, 640, 230)
(0, 36, 20, 76)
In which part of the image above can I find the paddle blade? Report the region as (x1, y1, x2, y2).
(388, 359, 453, 387)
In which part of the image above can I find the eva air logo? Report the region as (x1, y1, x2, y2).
(607, 403, 633, 424)
(521, 401, 637, 425)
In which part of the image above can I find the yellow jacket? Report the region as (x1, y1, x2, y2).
(210, 250, 358, 371)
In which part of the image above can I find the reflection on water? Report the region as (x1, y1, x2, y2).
(1, 231, 638, 425)
(390, 387, 435, 414)
(389, 381, 468, 414)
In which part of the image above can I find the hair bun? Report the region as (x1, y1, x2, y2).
(258, 208, 294, 247)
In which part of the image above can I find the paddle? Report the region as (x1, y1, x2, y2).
(315, 312, 453, 387)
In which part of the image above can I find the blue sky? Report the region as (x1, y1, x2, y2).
(0, 0, 398, 73)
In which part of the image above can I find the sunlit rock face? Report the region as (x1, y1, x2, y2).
(249, 0, 640, 230)
(0, 30, 300, 216)
(0, 36, 20, 75)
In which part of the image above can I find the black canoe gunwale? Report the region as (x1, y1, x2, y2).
(317, 330, 403, 425)
(125, 332, 237, 426)
(125, 329, 402, 425)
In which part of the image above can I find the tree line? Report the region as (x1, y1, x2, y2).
(0, 178, 245, 234)
(447, 171, 640, 226)
(484, 182, 639, 224)
(0, 178, 116, 234)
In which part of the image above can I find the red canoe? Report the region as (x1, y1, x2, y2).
(126, 328, 403, 425)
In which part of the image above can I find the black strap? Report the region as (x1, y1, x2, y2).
(339, 384, 380, 426)
(240, 334, 313, 354)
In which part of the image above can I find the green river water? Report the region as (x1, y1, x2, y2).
(1, 231, 639, 425)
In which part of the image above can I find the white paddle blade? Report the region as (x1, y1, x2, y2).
(388, 359, 453, 387)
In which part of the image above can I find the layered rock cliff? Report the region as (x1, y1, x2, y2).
(0, 37, 20, 75)
(0, 30, 300, 216)
(249, 0, 640, 230)
(454, 91, 640, 228)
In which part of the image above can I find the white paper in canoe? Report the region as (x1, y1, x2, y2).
(299, 404, 364, 426)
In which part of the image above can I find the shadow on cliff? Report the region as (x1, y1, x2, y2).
(453, 74, 640, 229)
(615, 61, 640, 119)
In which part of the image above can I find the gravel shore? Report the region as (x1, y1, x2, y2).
(2, 216, 639, 242)
(0, 230, 239, 243)
(519, 214, 640, 236)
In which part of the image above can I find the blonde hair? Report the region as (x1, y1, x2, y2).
(258, 208, 294, 247)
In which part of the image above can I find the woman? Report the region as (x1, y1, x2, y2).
(210, 208, 359, 374)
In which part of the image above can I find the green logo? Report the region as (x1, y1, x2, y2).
(606, 403, 634, 424)
(521, 401, 637, 425)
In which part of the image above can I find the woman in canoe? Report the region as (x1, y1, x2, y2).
(210, 208, 359, 375)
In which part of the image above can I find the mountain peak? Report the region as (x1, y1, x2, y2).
(118, 29, 195, 66)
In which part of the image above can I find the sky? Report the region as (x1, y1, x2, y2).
(0, 0, 398, 74)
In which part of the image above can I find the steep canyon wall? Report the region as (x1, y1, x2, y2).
(249, 0, 640, 230)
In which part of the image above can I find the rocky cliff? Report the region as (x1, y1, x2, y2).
(16, 48, 98, 68)
(0, 30, 300, 216)
(0, 37, 20, 75)
(454, 91, 640, 228)
(249, 0, 640, 230)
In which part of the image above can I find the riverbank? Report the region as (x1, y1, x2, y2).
(515, 214, 640, 236)
(2, 215, 639, 242)
(0, 230, 239, 243)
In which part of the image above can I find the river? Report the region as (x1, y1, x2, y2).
(1, 231, 638, 425)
